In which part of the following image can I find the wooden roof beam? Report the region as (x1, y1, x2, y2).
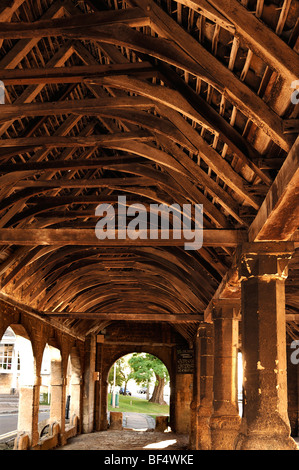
(127, 0, 294, 152)
(249, 136, 299, 242)
(0, 1, 67, 69)
(0, 7, 289, 150)
(0, 228, 248, 247)
(202, 0, 299, 84)
(0, 7, 150, 38)
(42, 312, 204, 322)
(0, 96, 155, 122)
(0, 132, 155, 148)
(172, 0, 235, 33)
(96, 75, 272, 187)
(0, 0, 26, 20)
(0, 62, 158, 85)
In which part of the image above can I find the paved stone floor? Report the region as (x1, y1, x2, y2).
(57, 429, 189, 451)
(58, 431, 299, 451)
(0, 397, 298, 451)
(57, 412, 187, 451)
(123, 412, 156, 431)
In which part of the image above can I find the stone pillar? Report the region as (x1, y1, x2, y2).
(189, 330, 201, 450)
(70, 375, 81, 419)
(82, 335, 96, 433)
(196, 323, 214, 450)
(189, 324, 214, 450)
(50, 357, 65, 435)
(16, 336, 38, 446)
(17, 381, 40, 447)
(210, 300, 241, 450)
(236, 243, 297, 450)
(174, 373, 193, 434)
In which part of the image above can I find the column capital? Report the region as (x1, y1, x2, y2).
(212, 299, 241, 320)
(237, 242, 295, 281)
(197, 322, 214, 337)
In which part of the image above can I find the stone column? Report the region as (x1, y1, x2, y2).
(189, 329, 201, 450)
(70, 375, 81, 419)
(82, 335, 96, 433)
(196, 323, 214, 450)
(175, 373, 193, 434)
(17, 381, 40, 447)
(236, 242, 297, 450)
(16, 336, 38, 446)
(210, 300, 241, 450)
(50, 357, 65, 435)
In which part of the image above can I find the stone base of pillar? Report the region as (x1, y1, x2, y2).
(196, 415, 212, 450)
(235, 418, 298, 450)
(155, 416, 168, 432)
(210, 415, 241, 450)
(235, 432, 298, 450)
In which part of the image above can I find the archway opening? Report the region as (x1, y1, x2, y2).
(0, 324, 36, 446)
(65, 347, 81, 426)
(107, 352, 170, 431)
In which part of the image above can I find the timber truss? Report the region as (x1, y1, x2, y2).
(0, 0, 298, 344)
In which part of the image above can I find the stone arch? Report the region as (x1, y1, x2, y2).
(101, 348, 173, 432)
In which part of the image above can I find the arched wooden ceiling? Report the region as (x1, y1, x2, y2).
(0, 0, 298, 343)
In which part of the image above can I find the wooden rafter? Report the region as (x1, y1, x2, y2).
(0, 0, 298, 335)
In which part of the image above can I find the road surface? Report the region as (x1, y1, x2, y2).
(0, 411, 49, 442)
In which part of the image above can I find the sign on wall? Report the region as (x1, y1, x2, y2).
(176, 348, 194, 374)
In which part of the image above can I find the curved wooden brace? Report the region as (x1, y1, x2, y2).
(22, 253, 206, 310)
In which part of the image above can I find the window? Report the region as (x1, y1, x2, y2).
(0, 343, 14, 372)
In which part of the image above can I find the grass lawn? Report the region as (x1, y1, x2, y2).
(108, 393, 169, 418)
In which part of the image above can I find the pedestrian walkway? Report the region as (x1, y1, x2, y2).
(107, 411, 156, 431)
(123, 412, 156, 431)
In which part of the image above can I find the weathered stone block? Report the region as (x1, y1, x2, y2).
(109, 411, 123, 430)
(155, 416, 168, 432)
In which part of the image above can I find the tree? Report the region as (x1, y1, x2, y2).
(108, 360, 123, 390)
(129, 353, 169, 405)
(108, 357, 134, 393)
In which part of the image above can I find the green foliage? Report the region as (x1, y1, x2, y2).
(128, 353, 169, 385)
(108, 357, 134, 387)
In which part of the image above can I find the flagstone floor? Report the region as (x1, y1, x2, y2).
(57, 428, 189, 451)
